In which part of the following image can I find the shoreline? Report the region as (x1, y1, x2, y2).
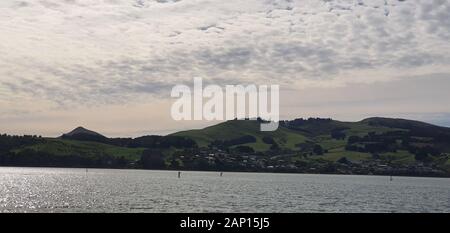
(1, 165, 449, 179)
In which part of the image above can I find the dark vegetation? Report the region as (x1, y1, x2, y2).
(210, 135, 257, 149)
(0, 133, 195, 169)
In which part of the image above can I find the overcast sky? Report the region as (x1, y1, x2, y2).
(0, 0, 449, 137)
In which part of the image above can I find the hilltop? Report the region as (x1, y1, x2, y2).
(172, 119, 308, 151)
(61, 126, 108, 143)
(62, 126, 106, 138)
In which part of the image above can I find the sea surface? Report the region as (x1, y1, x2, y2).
(0, 167, 449, 213)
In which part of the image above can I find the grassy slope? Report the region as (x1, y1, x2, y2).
(172, 120, 308, 151)
(172, 119, 427, 164)
(173, 120, 399, 149)
(308, 121, 413, 163)
(315, 147, 372, 162)
(13, 138, 145, 161)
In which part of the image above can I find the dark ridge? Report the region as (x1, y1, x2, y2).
(60, 126, 108, 143)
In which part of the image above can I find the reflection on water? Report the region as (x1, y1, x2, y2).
(0, 167, 449, 213)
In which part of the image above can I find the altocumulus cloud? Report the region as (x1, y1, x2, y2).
(0, 0, 449, 108)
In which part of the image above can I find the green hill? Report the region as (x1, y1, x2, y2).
(172, 119, 308, 151)
(1, 117, 450, 176)
(12, 138, 145, 161)
(171, 118, 402, 152)
(171, 117, 450, 167)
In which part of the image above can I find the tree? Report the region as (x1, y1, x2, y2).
(337, 157, 350, 164)
(313, 145, 324, 155)
(140, 149, 165, 169)
(414, 148, 432, 163)
(235, 146, 255, 153)
(262, 136, 275, 144)
(347, 136, 361, 144)
(270, 142, 280, 151)
(331, 130, 346, 140)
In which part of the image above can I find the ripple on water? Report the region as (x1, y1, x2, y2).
(0, 167, 449, 213)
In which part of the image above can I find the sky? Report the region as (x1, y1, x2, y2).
(0, 0, 449, 137)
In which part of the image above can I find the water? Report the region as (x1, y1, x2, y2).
(0, 167, 449, 213)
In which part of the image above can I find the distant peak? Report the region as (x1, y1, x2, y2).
(63, 126, 105, 138)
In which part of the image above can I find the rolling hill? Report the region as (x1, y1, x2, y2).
(1, 117, 450, 176)
(171, 117, 450, 170)
(171, 118, 405, 152)
(172, 119, 308, 151)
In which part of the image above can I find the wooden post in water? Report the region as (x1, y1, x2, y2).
(178, 171, 181, 178)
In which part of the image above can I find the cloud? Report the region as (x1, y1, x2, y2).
(0, 0, 449, 111)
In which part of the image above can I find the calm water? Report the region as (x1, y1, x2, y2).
(0, 167, 449, 213)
